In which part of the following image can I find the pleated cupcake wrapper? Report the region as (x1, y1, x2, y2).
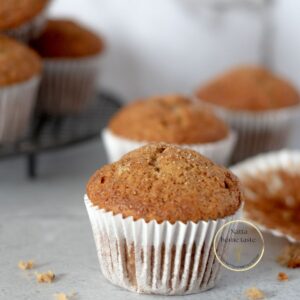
(197, 101, 300, 163)
(3, 5, 49, 42)
(0, 76, 40, 144)
(37, 55, 101, 116)
(231, 150, 300, 243)
(102, 128, 237, 166)
(85, 195, 242, 295)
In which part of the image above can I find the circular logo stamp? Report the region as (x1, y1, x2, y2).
(213, 220, 264, 272)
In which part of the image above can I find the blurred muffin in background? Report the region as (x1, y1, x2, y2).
(0, 35, 41, 144)
(31, 19, 105, 116)
(196, 66, 300, 163)
(0, 0, 51, 42)
(102, 94, 236, 165)
(232, 150, 300, 243)
(85, 143, 242, 294)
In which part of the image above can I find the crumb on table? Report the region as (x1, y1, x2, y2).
(54, 293, 68, 300)
(277, 244, 300, 268)
(245, 287, 265, 300)
(18, 260, 34, 270)
(36, 271, 55, 283)
(277, 272, 289, 281)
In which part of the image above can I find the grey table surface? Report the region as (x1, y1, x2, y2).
(1, 136, 300, 300)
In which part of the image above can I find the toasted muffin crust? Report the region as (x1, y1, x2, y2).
(0, 35, 41, 86)
(30, 19, 104, 58)
(87, 143, 242, 223)
(196, 66, 300, 111)
(109, 95, 229, 144)
(0, 0, 49, 30)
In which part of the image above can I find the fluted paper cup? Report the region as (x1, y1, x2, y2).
(37, 55, 101, 115)
(85, 195, 241, 295)
(3, 4, 50, 42)
(231, 150, 300, 243)
(196, 101, 300, 164)
(0, 76, 40, 144)
(102, 128, 237, 166)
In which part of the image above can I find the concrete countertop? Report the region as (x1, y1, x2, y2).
(0, 140, 299, 300)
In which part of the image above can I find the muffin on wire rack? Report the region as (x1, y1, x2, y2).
(0, 35, 41, 144)
(31, 18, 105, 116)
(0, 0, 51, 42)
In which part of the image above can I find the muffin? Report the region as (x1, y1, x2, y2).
(196, 66, 300, 163)
(85, 143, 242, 295)
(103, 94, 236, 165)
(0, 35, 41, 143)
(0, 0, 50, 41)
(30, 19, 105, 115)
(232, 150, 300, 243)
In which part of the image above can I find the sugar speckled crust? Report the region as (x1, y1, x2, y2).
(87, 143, 242, 223)
(109, 94, 229, 144)
(0, 35, 41, 86)
(0, 0, 49, 30)
(30, 19, 105, 58)
(196, 66, 300, 111)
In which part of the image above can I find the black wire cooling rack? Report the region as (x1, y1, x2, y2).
(0, 91, 122, 178)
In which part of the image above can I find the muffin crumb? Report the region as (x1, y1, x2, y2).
(18, 260, 34, 270)
(54, 292, 76, 300)
(36, 271, 55, 283)
(277, 244, 300, 268)
(277, 272, 289, 281)
(245, 287, 265, 300)
(55, 293, 68, 300)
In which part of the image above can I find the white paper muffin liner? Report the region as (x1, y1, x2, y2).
(102, 128, 237, 166)
(0, 76, 40, 144)
(231, 150, 300, 243)
(85, 195, 242, 295)
(37, 55, 101, 115)
(3, 4, 50, 42)
(197, 101, 300, 163)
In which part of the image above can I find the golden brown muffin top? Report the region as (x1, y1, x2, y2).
(196, 66, 300, 111)
(242, 170, 300, 241)
(0, 0, 49, 30)
(30, 19, 105, 58)
(87, 143, 242, 223)
(109, 95, 229, 144)
(0, 35, 41, 86)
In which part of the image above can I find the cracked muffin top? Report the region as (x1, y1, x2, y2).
(0, 0, 49, 30)
(196, 66, 300, 111)
(0, 35, 41, 86)
(108, 94, 229, 144)
(30, 19, 105, 58)
(87, 143, 242, 223)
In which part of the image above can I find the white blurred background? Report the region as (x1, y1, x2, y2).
(49, 0, 300, 103)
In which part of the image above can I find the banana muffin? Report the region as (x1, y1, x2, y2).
(30, 19, 104, 58)
(30, 19, 105, 115)
(242, 170, 300, 241)
(103, 94, 236, 165)
(0, 35, 41, 143)
(0, 0, 50, 41)
(232, 150, 300, 243)
(85, 143, 242, 294)
(196, 66, 300, 111)
(196, 66, 300, 163)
